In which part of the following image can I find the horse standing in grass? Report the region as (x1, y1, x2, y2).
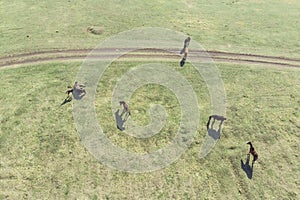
(180, 37, 191, 67)
(247, 142, 258, 164)
(119, 101, 131, 119)
(180, 37, 191, 53)
(61, 81, 86, 105)
(65, 82, 86, 98)
(206, 115, 226, 139)
(206, 115, 226, 130)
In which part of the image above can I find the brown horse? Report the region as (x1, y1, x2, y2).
(119, 101, 131, 117)
(206, 115, 226, 130)
(66, 82, 86, 98)
(247, 141, 258, 163)
(181, 37, 191, 52)
(180, 37, 191, 67)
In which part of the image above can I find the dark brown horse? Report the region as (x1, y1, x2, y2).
(247, 141, 258, 163)
(206, 115, 226, 130)
(180, 37, 191, 67)
(66, 81, 86, 98)
(181, 37, 191, 52)
(119, 101, 131, 117)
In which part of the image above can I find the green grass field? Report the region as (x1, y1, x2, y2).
(1, 61, 299, 199)
(1, 0, 299, 56)
(1, 0, 300, 199)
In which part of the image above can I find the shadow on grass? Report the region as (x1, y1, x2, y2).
(207, 127, 221, 140)
(72, 89, 86, 100)
(207, 118, 224, 140)
(60, 96, 72, 106)
(115, 109, 126, 131)
(60, 89, 86, 106)
(241, 154, 253, 179)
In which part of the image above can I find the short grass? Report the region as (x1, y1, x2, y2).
(0, 61, 299, 199)
(1, 0, 300, 199)
(1, 0, 299, 57)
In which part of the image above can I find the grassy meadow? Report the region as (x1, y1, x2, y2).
(0, 0, 300, 200)
(0, 0, 299, 57)
(0, 61, 299, 199)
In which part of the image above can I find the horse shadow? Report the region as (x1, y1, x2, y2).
(180, 58, 186, 67)
(241, 154, 253, 179)
(207, 128, 220, 140)
(207, 119, 224, 140)
(115, 109, 127, 131)
(60, 88, 86, 106)
(72, 89, 86, 100)
(60, 96, 72, 106)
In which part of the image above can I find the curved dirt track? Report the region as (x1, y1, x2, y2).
(0, 48, 299, 68)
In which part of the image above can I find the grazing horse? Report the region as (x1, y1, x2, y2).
(119, 101, 131, 117)
(180, 37, 191, 53)
(247, 141, 258, 163)
(206, 115, 226, 130)
(180, 37, 191, 67)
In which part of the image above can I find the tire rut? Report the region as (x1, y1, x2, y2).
(0, 48, 299, 68)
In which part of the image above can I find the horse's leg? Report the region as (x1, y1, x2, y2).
(220, 119, 225, 126)
(121, 109, 125, 116)
(246, 154, 250, 165)
(218, 122, 222, 131)
(251, 159, 255, 167)
(206, 117, 211, 130)
(124, 112, 130, 121)
(121, 108, 126, 117)
(124, 114, 128, 122)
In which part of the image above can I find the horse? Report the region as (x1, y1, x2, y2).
(180, 37, 191, 53)
(206, 115, 226, 130)
(247, 141, 258, 163)
(119, 101, 131, 117)
(180, 37, 191, 67)
(65, 81, 86, 98)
